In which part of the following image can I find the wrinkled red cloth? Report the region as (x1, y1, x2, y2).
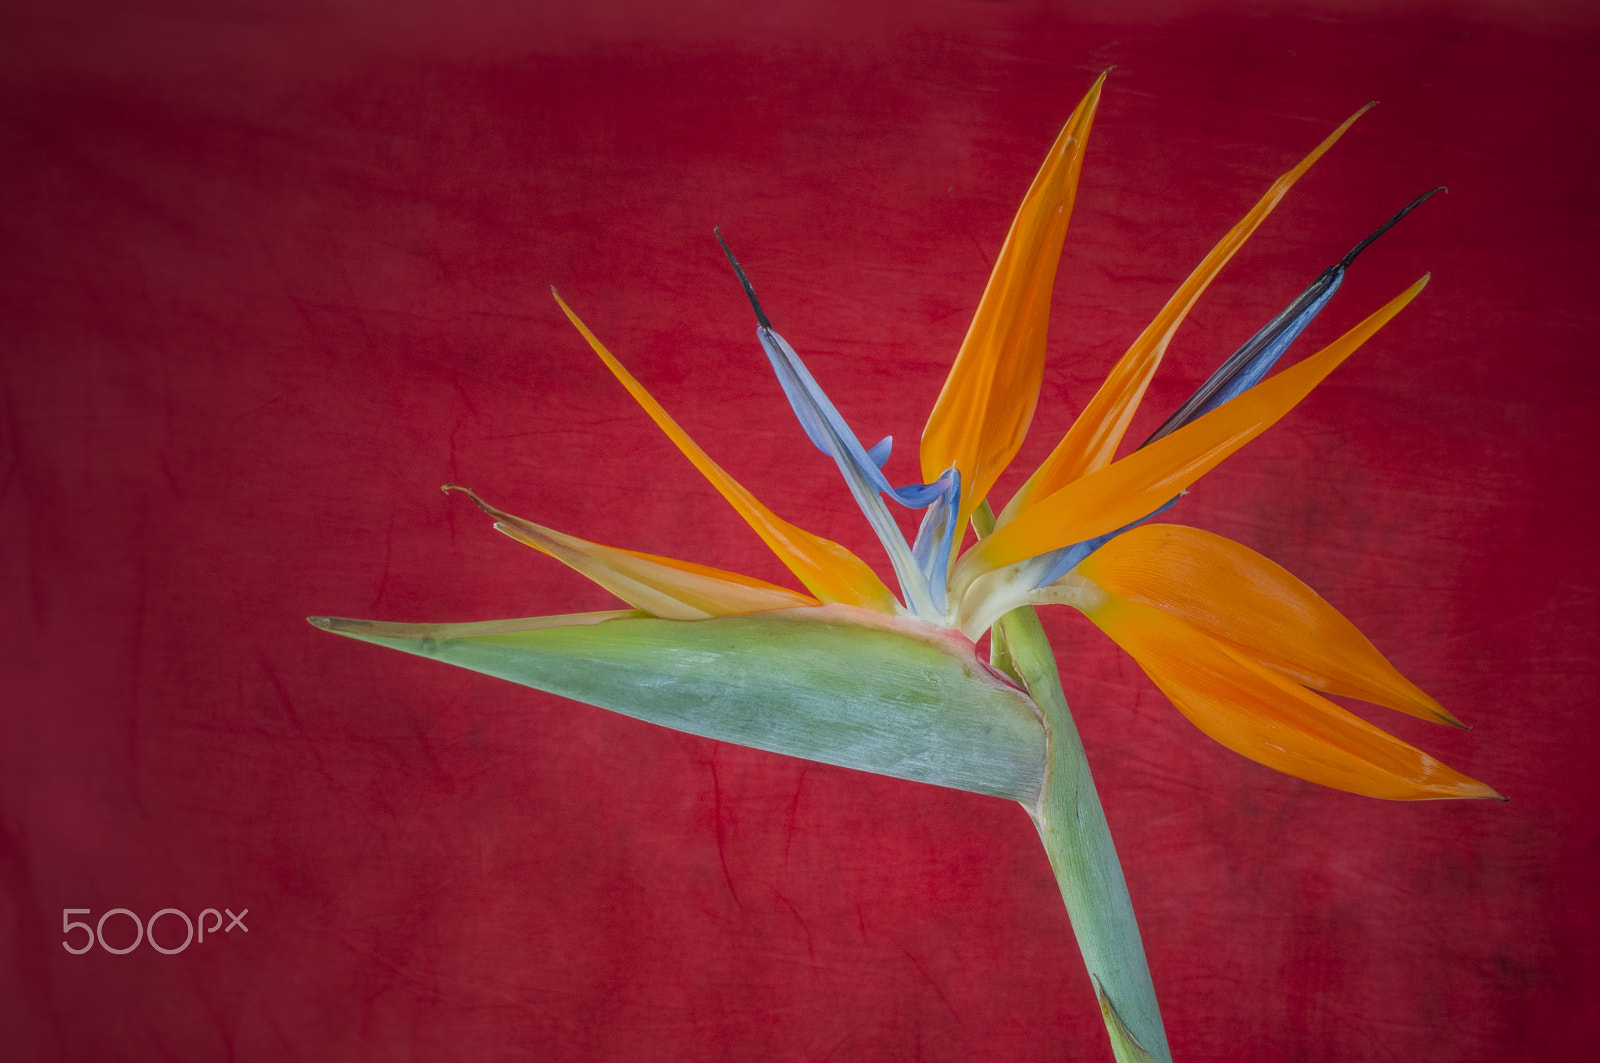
(3, 2, 1597, 1060)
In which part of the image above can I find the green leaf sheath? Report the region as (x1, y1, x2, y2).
(311, 608, 1048, 802)
(998, 603, 1173, 1063)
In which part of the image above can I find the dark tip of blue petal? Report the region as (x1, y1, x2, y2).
(1337, 187, 1444, 270)
(714, 228, 774, 329)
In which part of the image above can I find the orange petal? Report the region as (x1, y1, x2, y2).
(554, 292, 900, 613)
(958, 275, 1427, 583)
(1001, 103, 1374, 522)
(1080, 592, 1498, 801)
(446, 485, 817, 620)
(1078, 524, 1462, 726)
(920, 72, 1105, 525)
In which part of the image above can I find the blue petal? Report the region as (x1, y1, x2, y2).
(909, 468, 961, 615)
(1141, 270, 1342, 446)
(718, 230, 963, 619)
(1022, 495, 1183, 591)
(756, 325, 958, 617)
(1143, 187, 1442, 446)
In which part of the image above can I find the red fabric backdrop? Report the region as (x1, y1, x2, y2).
(4, 1, 1596, 1059)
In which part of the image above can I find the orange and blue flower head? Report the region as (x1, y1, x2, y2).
(314, 74, 1498, 806)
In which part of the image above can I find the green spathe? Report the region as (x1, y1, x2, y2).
(309, 604, 1047, 803)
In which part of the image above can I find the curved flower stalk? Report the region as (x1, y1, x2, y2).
(313, 74, 1500, 1062)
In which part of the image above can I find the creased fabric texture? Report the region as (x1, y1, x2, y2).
(1, 1, 1596, 1060)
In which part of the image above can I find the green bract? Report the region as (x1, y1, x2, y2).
(311, 605, 1047, 803)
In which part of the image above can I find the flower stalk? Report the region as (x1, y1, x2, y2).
(979, 500, 1171, 1063)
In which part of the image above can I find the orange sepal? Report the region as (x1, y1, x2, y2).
(1078, 524, 1463, 726)
(1081, 592, 1499, 801)
(958, 275, 1428, 582)
(920, 72, 1105, 525)
(446, 485, 818, 620)
(554, 292, 900, 614)
(1002, 103, 1374, 521)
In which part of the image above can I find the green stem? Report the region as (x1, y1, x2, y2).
(978, 507, 1171, 1063)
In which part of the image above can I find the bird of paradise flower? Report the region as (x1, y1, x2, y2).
(313, 74, 1499, 1062)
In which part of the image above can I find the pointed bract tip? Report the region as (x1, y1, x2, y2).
(307, 616, 333, 629)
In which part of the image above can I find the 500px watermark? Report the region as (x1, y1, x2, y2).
(62, 908, 248, 955)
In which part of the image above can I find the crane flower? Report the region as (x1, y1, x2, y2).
(312, 73, 1498, 812)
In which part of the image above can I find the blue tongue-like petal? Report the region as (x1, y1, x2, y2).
(865, 435, 893, 469)
(1141, 269, 1343, 446)
(909, 470, 961, 614)
(752, 324, 959, 617)
(719, 231, 961, 619)
(1018, 496, 1184, 590)
(1145, 187, 1443, 446)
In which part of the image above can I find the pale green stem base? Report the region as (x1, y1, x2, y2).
(978, 509, 1172, 1063)
(995, 605, 1172, 1062)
